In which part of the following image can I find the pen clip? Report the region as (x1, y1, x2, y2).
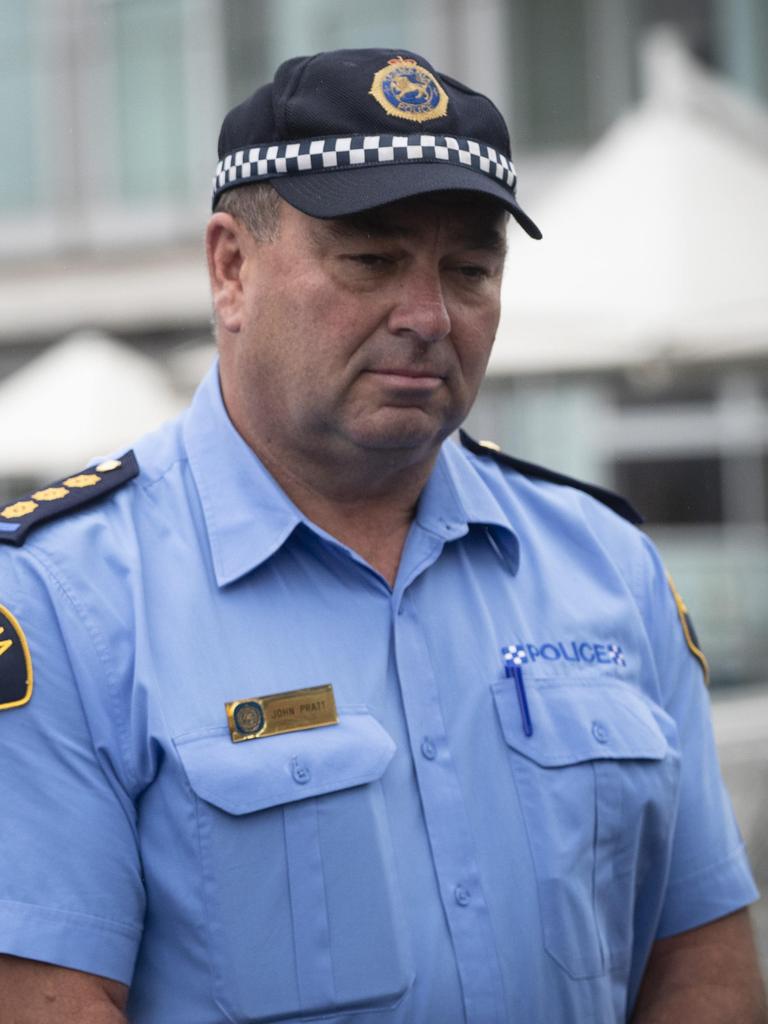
(501, 645, 534, 738)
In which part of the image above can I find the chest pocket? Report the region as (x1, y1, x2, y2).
(493, 679, 680, 980)
(175, 708, 412, 1023)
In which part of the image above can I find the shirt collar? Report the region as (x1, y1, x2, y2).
(183, 361, 304, 586)
(416, 439, 520, 574)
(183, 362, 519, 585)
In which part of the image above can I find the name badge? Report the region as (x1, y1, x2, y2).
(225, 684, 338, 743)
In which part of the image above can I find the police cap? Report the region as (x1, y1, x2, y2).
(213, 47, 541, 239)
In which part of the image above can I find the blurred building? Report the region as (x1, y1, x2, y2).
(2, 0, 768, 684)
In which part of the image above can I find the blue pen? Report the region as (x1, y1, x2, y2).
(501, 645, 534, 737)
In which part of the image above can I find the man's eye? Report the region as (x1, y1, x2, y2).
(456, 264, 491, 280)
(347, 254, 391, 267)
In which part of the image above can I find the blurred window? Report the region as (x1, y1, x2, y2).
(112, 0, 188, 200)
(0, 3, 43, 212)
(223, 0, 271, 104)
(222, 0, 412, 105)
(505, 0, 753, 149)
(613, 455, 723, 524)
(639, 0, 717, 65)
(613, 375, 717, 408)
(508, 0, 592, 147)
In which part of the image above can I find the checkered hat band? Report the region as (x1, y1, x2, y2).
(213, 134, 517, 199)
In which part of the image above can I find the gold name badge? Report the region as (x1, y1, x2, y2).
(225, 684, 338, 743)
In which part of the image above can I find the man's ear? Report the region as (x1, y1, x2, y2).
(206, 212, 250, 335)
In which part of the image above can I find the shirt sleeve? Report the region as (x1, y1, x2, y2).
(0, 546, 145, 985)
(634, 533, 759, 938)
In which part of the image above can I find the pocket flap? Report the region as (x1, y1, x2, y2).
(492, 680, 668, 767)
(174, 708, 396, 814)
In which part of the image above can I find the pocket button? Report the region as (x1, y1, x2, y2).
(454, 884, 471, 907)
(291, 757, 311, 784)
(591, 720, 609, 744)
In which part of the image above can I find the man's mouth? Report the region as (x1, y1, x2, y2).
(368, 368, 446, 387)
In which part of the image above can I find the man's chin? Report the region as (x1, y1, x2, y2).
(347, 415, 458, 455)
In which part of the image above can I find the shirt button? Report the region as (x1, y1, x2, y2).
(592, 721, 609, 744)
(454, 884, 471, 907)
(292, 758, 311, 784)
(421, 737, 437, 760)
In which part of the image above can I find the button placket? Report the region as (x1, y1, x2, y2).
(392, 590, 506, 1023)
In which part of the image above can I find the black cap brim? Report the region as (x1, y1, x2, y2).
(272, 162, 542, 239)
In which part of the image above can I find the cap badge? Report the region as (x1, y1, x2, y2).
(369, 56, 449, 123)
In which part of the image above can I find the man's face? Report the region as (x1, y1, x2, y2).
(219, 192, 507, 467)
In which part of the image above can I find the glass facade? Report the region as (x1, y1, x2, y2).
(614, 455, 724, 525)
(0, 3, 43, 212)
(223, 0, 420, 106)
(2, 0, 767, 235)
(112, 0, 189, 200)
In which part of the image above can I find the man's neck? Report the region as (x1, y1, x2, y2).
(251, 439, 440, 586)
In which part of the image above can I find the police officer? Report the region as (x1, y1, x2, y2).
(0, 48, 764, 1024)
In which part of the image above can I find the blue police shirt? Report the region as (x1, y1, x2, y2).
(0, 362, 757, 1023)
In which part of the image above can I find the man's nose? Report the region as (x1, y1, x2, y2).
(387, 269, 451, 343)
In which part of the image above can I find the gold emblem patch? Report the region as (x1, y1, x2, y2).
(226, 684, 338, 743)
(0, 604, 33, 710)
(1, 500, 38, 520)
(0, 450, 139, 549)
(62, 473, 101, 489)
(31, 487, 69, 502)
(369, 56, 449, 123)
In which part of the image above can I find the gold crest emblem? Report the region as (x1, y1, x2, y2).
(369, 56, 449, 123)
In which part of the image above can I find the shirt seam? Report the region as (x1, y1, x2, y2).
(139, 453, 189, 494)
(22, 544, 140, 796)
(664, 840, 751, 892)
(0, 897, 143, 939)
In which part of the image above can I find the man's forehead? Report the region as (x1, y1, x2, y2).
(309, 193, 508, 246)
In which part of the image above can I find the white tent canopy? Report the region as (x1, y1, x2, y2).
(490, 30, 768, 375)
(0, 332, 186, 478)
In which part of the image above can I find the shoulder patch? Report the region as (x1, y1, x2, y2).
(0, 451, 139, 547)
(459, 431, 643, 525)
(0, 604, 33, 709)
(667, 573, 710, 685)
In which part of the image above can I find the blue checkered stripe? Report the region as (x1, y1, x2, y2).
(502, 644, 528, 667)
(213, 134, 517, 198)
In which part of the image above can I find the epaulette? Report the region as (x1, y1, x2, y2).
(0, 451, 139, 547)
(459, 431, 643, 525)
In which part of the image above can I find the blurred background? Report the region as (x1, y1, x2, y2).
(1, 0, 766, 974)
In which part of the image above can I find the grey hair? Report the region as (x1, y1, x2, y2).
(213, 182, 282, 242)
